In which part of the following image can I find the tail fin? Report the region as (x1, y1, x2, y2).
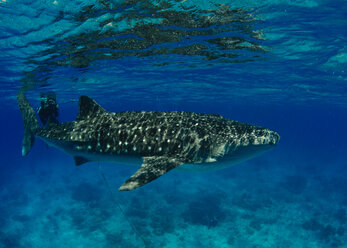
(17, 92, 39, 156)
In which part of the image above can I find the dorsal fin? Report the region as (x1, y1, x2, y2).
(76, 96, 107, 121)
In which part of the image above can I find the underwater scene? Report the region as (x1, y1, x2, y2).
(0, 0, 346, 247)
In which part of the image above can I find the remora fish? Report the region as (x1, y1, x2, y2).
(17, 93, 280, 191)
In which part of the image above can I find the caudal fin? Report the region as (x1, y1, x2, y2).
(17, 92, 39, 156)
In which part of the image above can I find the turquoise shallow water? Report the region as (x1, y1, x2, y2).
(0, 0, 346, 247)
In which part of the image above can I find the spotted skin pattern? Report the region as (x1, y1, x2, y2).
(18, 95, 280, 190)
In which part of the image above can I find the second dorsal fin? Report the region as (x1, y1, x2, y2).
(76, 96, 107, 121)
(74, 156, 90, 166)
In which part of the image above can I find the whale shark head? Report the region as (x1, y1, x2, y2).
(222, 125, 280, 165)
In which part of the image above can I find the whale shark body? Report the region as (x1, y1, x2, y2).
(17, 93, 280, 190)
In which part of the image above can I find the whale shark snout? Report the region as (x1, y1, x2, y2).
(269, 130, 280, 145)
(243, 127, 280, 146)
(256, 129, 280, 146)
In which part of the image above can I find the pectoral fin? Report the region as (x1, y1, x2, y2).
(119, 156, 184, 191)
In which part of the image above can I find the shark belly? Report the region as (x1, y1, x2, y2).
(38, 136, 143, 166)
(74, 152, 143, 166)
(178, 143, 275, 172)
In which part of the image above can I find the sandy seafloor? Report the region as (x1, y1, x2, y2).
(0, 107, 346, 248)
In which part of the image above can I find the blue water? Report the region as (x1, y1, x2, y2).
(0, 0, 346, 247)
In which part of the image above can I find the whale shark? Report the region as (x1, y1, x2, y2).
(17, 93, 280, 191)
